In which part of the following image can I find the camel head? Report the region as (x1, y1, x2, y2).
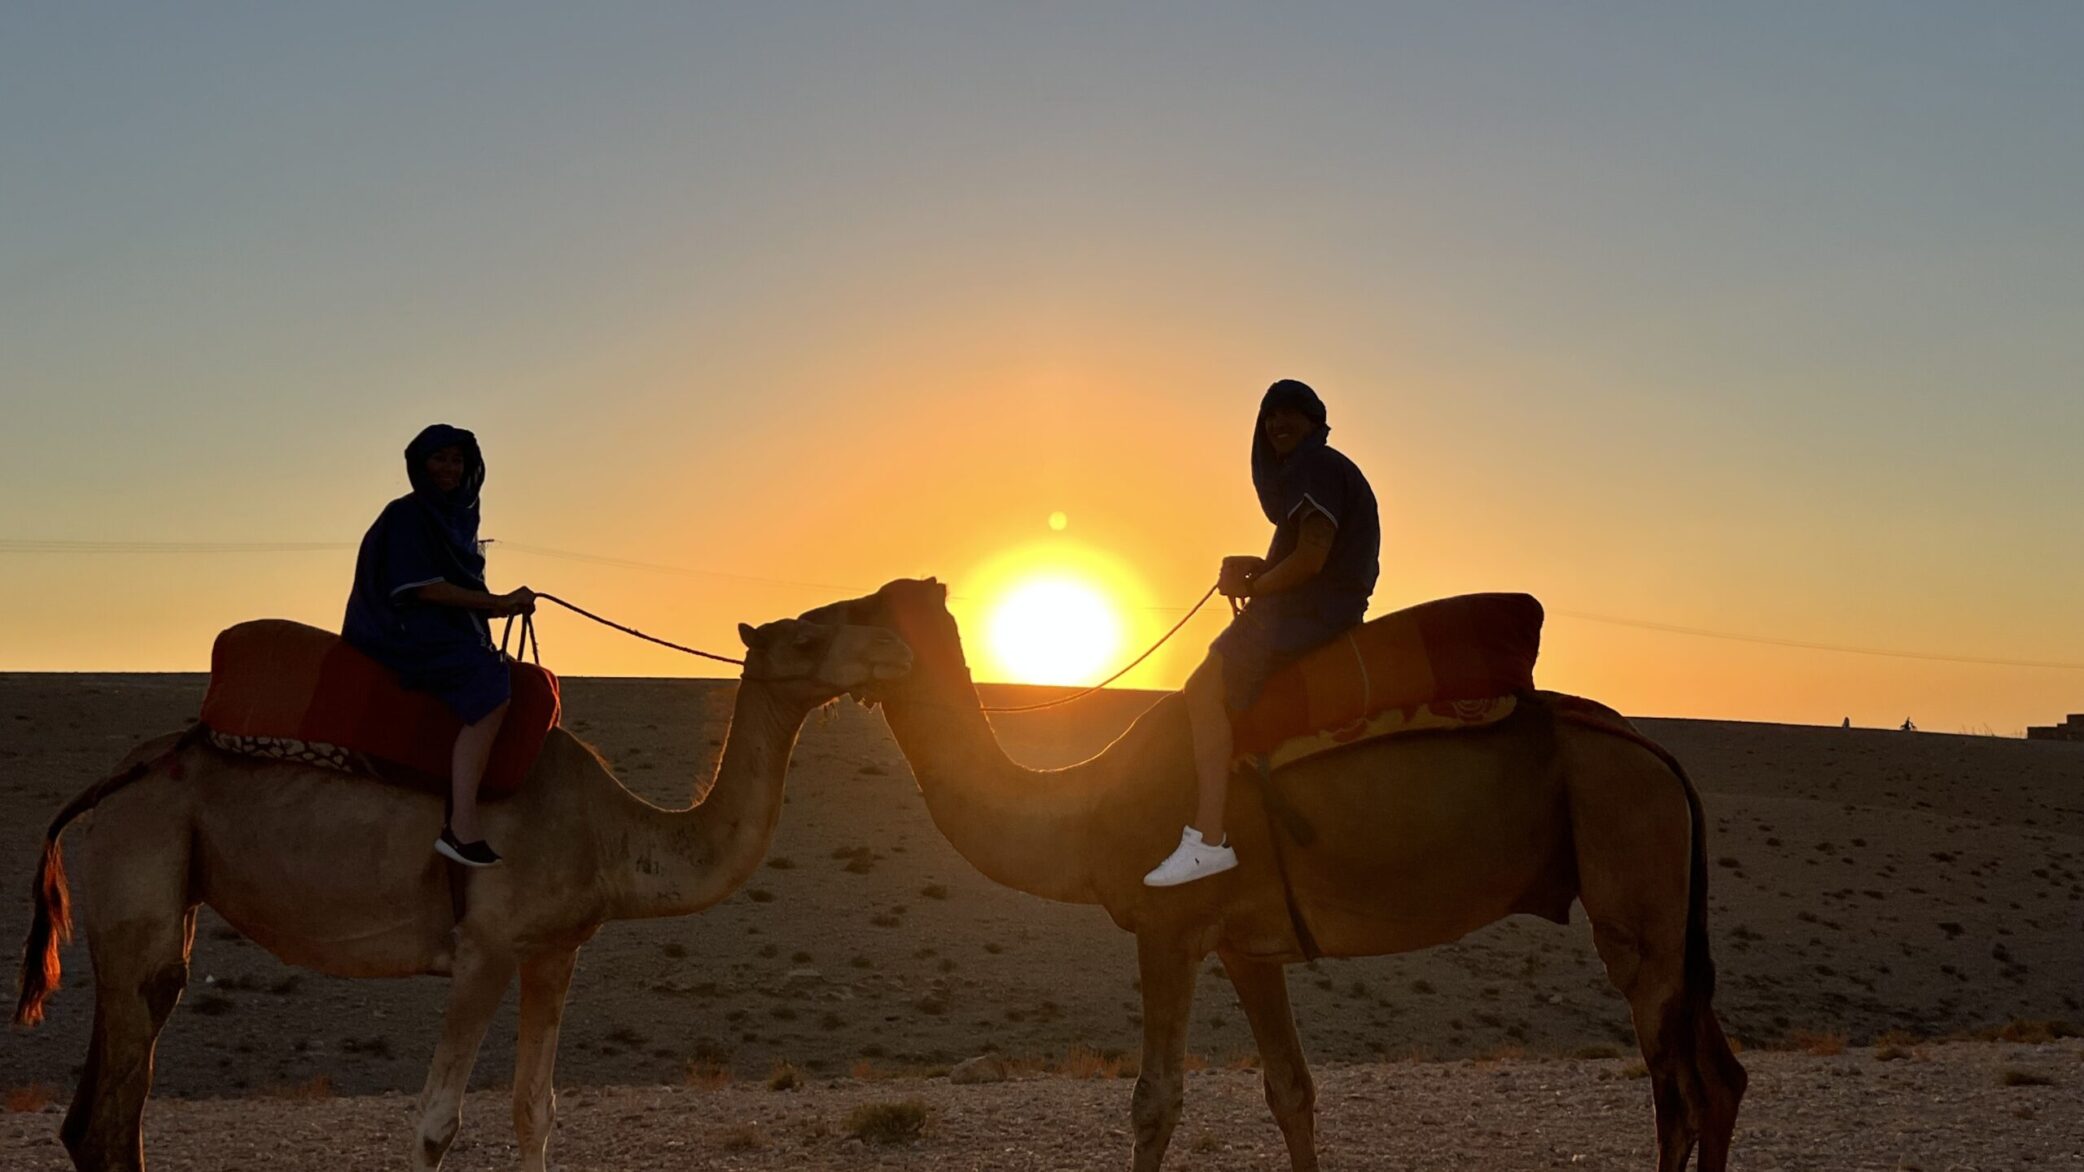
(796, 578, 964, 705)
(734, 616, 913, 704)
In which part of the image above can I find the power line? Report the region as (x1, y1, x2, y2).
(6, 536, 2081, 670)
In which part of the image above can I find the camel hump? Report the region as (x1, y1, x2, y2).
(1232, 592, 1543, 757)
(201, 620, 560, 797)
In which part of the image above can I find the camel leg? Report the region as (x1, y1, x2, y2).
(1572, 741, 1744, 1172)
(1130, 933, 1200, 1172)
(1219, 952, 1317, 1172)
(62, 862, 196, 1171)
(512, 949, 579, 1172)
(412, 941, 515, 1171)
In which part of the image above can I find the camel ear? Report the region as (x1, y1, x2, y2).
(737, 622, 759, 648)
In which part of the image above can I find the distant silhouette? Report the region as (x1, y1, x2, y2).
(1901, 718, 1917, 732)
(1842, 717, 1851, 729)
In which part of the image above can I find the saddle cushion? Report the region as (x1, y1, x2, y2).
(1231, 592, 1542, 759)
(200, 619, 560, 796)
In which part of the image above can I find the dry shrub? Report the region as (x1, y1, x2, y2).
(1788, 1030, 1847, 1056)
(767, 1061, 802, 1092)
(1474, 1044, 1528, 1063)
(685, 1059, 732, 1091)
(1181, 1053, 1209, 1073)
(844, 1099, 929, 1144)
(1992, 1019, 2078, 1045)
(4, 1084, 55, 1113)
(1621, 1060, 1649, 1080)
(1054, 1044, 1128, 1080)
(1571, 1045, 1624, 1061)
(2000, 1068, 2055, 1087)
(254, 1076, 332, 1101)
(1225, 1052, 1262, 1071)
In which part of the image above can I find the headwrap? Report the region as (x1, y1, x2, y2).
(401, 423, 487, 590)
(1251, 380, 1330, 525)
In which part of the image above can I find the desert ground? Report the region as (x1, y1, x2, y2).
(4, 672, 2082, 1167)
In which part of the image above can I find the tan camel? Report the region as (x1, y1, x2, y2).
(811, 579, 1745, 1172)
(13, 616, 911, 1172)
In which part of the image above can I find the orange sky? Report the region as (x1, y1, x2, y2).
(6, 8, 2084, 735)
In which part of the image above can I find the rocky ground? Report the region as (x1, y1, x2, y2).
(5, 1042, 2080, 1170)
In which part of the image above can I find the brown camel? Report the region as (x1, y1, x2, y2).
(13, 616, 911, 1172)
(812, 579, 1745, 1172)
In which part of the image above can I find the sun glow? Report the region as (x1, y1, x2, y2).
(986, 575, 1124, 686)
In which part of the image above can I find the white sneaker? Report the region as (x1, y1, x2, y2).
(1142, 827, 1238, 887)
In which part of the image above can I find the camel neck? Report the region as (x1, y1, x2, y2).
(881, 656, 1101, 906)
(611, 680, 808, 920)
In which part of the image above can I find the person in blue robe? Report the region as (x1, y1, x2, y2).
(343, 424, 535, 867)
(1144, 380, 1380, 887)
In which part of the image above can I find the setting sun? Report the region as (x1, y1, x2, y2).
(985, 575, 1125, 686)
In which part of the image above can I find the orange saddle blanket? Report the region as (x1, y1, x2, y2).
(199, 619, 561, 796)
(1230, 592, 1542, 760)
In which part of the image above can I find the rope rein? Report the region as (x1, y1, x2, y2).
(530, 592, 747, 667)
(510, 583, 1224, 713)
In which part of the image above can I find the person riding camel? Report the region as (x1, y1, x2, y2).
(1143, 380, 1380, 887)
(342, 424, 536, 868)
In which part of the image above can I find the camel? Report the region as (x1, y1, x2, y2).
(13, 615, 912, 1172)
(809, 579, 1746, 1172)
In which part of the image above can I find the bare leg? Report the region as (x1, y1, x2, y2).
(412, 939, 515, 1171)
(513, 949, 580, 1172)
(448, 699, 508, 843)
(1130, 932, 1201, 1172)
(1220, 951, 1318, 1171)
(1184, 654, 1231, 842)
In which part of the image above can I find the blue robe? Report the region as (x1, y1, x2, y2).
(341, 424, 511, 724)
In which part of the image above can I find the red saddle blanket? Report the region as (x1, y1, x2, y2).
(199, 619, 560, 796)
(1231, 593, 1543, 758)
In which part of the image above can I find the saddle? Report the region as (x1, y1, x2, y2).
(1230, 592, 1542, 767)
(199, 619, 560, 796)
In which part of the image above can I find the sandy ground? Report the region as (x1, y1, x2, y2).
(4, 1043, 2080, 1170)
(2, 672, 2081, 1117)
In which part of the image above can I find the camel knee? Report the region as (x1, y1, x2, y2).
(1131, 1071, 1184, 1162)
(1262, 1065, 1314, 1120)
(414, 1103, 463, 1170)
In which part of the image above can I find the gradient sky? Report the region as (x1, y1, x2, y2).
(5, 5, 2082, 733)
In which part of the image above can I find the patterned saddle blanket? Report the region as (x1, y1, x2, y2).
(199, 619, 561, 796)
(1231, 593, 1542, 767)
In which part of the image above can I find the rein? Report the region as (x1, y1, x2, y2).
(508, 583, 1223, 713)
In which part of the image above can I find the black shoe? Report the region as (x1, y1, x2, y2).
(435, 827, 502, 868)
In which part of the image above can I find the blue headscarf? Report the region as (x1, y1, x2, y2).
(1251, 379, 1330, 525)
(401, 423, 487, 590)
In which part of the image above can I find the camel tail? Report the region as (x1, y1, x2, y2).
(1669, 752, 1716, 1003)
(14, 728, 198, 1027)
(14, 835, 71, 1028)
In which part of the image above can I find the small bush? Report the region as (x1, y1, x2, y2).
(766, 856, 796, 870)
(921, 883, 949, 900)
(4, 1084, 55, 1113)
(767, 1061, 802, 1092)
(844, 1099, 929, 1144)
(686, 1059, 732, 1090)
(1788, 1030, 1847, 1056)
(189, 993, 235, 1016)
(2001, 1068, 2054, 1087)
